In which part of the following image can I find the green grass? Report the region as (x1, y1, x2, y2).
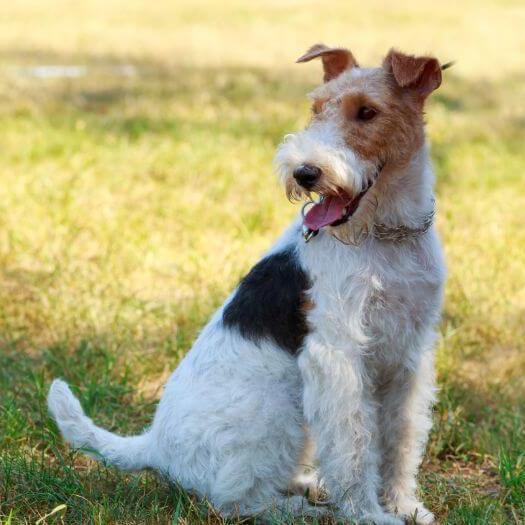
(0, 0, 524, 523)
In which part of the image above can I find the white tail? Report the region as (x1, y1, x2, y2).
(47, 379, 151, 471)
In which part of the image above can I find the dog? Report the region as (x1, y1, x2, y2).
(48, 44, 446, 524)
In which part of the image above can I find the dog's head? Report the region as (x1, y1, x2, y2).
(274, 45, 443, 238)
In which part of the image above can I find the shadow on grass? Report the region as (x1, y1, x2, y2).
(2, 48, 524, 148)
(1, 331, 523, 523)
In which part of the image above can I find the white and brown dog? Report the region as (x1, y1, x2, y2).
(48, 45, 446, 524)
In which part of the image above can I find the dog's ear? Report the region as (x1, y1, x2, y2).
(297, 44, 358, 82)
(383, 49, 442, 99)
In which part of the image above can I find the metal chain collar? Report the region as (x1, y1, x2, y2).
(371, 207, 435, 242)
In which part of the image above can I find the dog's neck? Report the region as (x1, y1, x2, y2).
(326, 143, 435, 245)
(374, 143, 435, 230)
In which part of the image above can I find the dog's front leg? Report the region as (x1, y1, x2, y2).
(299, 338, 403, 525)
(378, 350, 436, 524)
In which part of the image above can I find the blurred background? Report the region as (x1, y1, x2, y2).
(0, 1, 524, 523)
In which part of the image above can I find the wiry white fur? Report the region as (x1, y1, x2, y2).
(48, 99, 445, 524)
(49, 318, 324, 519)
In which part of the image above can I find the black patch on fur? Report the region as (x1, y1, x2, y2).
(223, 248, 311, 355)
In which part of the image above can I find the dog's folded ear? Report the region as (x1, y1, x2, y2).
(383, 49, 442, 99)
(297, 44, 358, 82)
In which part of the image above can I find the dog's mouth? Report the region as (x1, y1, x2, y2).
(302, 164, 384, 233)
(303, 189, 367, 231)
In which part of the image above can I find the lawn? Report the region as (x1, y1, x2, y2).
(0, 0, 524, 523)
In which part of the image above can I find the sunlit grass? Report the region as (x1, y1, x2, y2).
(0, 1, 524, 523)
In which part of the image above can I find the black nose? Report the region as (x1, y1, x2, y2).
(293, 164, 322, 189)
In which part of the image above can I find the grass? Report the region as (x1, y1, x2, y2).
(0, 0, 524, 523)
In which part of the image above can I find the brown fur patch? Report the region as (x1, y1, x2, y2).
(311, 98, 327, 115)
(339, 69, 426, 168)
(301, 296, 315, 312)
(383, 49, 442, 98)
(297, 43, 358, 82)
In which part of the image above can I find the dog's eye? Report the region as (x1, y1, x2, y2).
(357, 106, 377, 121)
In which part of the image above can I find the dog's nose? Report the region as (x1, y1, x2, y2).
(293, 164, 322, 189)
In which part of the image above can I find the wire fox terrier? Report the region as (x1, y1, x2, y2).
(48, 45, 447, 524)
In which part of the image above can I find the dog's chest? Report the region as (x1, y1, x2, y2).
(299, 231, 444, 357)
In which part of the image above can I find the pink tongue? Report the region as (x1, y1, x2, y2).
(304, 195, 351, 231)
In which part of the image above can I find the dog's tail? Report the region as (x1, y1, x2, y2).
(48, 379, 152, 471)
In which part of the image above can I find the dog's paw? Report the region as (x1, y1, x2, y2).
(388, 499, 435, 524)
(288, 469, 329, 504)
